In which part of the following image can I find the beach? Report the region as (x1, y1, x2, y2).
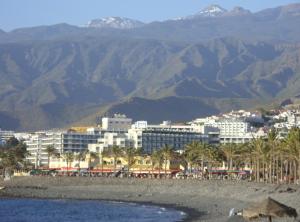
(0, 177, 299, 222)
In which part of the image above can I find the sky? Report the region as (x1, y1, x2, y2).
(1, 0, 300, 31)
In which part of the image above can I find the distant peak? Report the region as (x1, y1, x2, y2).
(197, 4, 227, 17)
(279, 3, 300, 17)
(86, 17, 145, 29)
(226, 6, 251, 16)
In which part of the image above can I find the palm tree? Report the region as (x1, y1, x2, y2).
(62, 151, 74, 176)
(266, 129, 279, 183)
(284, 127, 300, 184)
(75, 151, 86, 173)
(86, 151, 98, 176)
(123, 147, 141, 176)
(105, 145, 124, 173)
(151, 149, 164, 179)
(250, 137, 266, 182)
(0, 139, 28, 177)
(184, 141, 202, 174)
(45, 145, 56, 169)
(100, 149, 107, 176)
(220, 143, 237, 170)
(160, 145, 174, 178)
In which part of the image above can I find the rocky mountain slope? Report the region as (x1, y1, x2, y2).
(0, 4, 300, 130)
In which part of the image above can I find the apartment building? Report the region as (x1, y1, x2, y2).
(192, 117, 263, 144)
(128, 121, 211, 153)
(88, 132, 133, 153)
(24, 128, 101, 167)
(0, 128, 14, 145)
(101, 114, 132, 132)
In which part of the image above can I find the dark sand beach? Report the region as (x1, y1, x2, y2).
(1, 177, 299, 222)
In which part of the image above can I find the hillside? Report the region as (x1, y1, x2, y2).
(1, 4, 300, 130)
(0, 37, 299, 130)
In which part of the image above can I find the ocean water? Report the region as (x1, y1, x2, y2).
(0, 199, 185, 222)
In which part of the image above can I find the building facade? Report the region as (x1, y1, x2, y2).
(0, 128, 15, 145)
(101, 114, 132, 132)
(128, 121, 210, 153)
(24, 128, 101, 167)
(88, 132, 133, 153)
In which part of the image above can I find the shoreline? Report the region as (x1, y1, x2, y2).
(1, 177, 300, 222)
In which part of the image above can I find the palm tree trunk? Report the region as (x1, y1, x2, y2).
(285, 161, 288, 184)
(101, 156, 104, 177)
(114, 157, 117, 174)
(164, 159, 167, 179)
(256, 158, 260, 182)
(298, 153, 300, 184)
(151, 164, 154, 179)
(263, 159, 265, 183)
(269, 160, 272, 184)
(78, 159, 81, 174)
(289, 161, 292, 184)
(101, 153, 104, 176)
(67, 159, 69, 176)
(294, 160, 297, 184)
(276, 156, 279, 184)
(280, 155, 283, 184)
(158, 164, 161, 179)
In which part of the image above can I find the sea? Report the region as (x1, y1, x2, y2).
(0, 198, 186, 222)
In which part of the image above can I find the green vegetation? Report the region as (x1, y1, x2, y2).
(0, 137, 29, 177)
(45, 145, 56, 169)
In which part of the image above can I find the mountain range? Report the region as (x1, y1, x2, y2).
(0, 4, 300, 130)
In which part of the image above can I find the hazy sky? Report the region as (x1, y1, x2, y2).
(1, 0, 300, 31)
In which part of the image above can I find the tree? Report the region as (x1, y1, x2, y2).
(45, 145, 56, 169)
(266, 129, 279, 183)
(62, 151, 74, 176)
(85, 151, 98, 176)
(160, 145, 174, 178)
(5, 137, 20, 148)
(284, 127, 300, 184)
(0, 138, 28, 177)
(184, 141, 202, 173)
(105, 146, 124, 173)
(123, 147, 141, 176)
(75, 151, 86, 172)
(220, 143, 238, 170)
(151, 149, 164, 179)
(250, 137, 268, 182)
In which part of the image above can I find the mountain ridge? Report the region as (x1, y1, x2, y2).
(0, 37, 300, 130)
(0, 3, 300, 130)
(86, 17, 145, 29)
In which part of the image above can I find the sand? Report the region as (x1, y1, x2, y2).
(0, 177, 300, 222)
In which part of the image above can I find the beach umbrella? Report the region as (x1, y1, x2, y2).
(242, 197, 298, 222)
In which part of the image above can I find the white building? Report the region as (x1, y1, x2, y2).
(24, 128, 101, 167)
(25, 131, 63, 167)
(101, 114, 132, 132)
(88, 132, 133, 153)
(192, 117, 264, 144)
(128, 121, 212, 153)
(0, 128, 15, 145)
(287, 110, 300, 127)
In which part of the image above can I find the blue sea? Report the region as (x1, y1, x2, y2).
(0, 199, 185, 222)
